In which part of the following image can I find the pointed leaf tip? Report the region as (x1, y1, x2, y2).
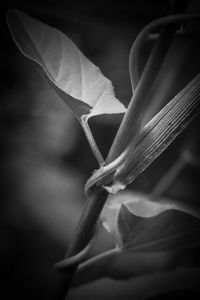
(6, 9, 126, 119)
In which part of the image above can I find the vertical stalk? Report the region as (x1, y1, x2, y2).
(52, 187, 109, 300)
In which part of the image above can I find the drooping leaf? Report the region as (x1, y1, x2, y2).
(6, 9, 126, 120)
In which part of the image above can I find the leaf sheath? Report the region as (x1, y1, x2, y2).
(114, 72, 200, 188)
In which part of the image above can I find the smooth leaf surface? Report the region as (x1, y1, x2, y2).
(6, 9, 126, 119)
(73, 205, 200, 286)
(118, 205, 200, 250)
(101, 190, 200, 247)
(101, 191, 178, 246)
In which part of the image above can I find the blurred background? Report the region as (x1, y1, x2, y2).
(1, 0, 200, 299)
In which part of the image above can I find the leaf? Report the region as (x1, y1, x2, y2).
(6, 9, 126, 120)
(101, 191, 178, 246)
(118, 205, 200, 251)
(73, 205, 200, 287)
(101, 190, 200, 247)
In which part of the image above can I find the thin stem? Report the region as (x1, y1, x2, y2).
(81, 116, 105, 166)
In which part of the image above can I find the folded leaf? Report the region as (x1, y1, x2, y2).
(6, 9, 126, 120)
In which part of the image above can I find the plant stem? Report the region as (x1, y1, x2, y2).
(52, 186, 109, 300)
(81, 116, 105, 166)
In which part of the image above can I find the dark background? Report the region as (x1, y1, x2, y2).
(1, 0, 200, 299)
